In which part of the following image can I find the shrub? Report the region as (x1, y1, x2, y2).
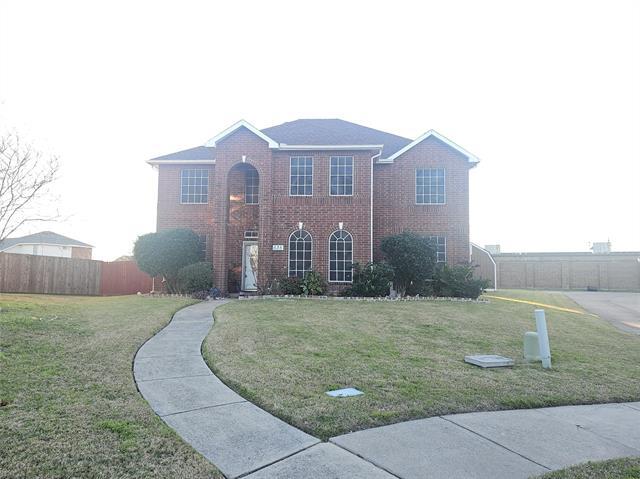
(433, 264, 489, 299)
(301, 270, 327, 296)
(176, 262, 214, 294)
(134, 229, 202, 292)
(278, 276, 303, 295)
(343, 262, 393, 297)
(191, 290, 209, 300)
(380, 232, 437, 296)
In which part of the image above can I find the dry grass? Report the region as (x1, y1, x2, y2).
(204, 291, 640, 440)
(536, 457, 640, 478)
(0, 294, 222, 479)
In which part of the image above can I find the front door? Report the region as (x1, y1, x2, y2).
(242, 242, 258, 291)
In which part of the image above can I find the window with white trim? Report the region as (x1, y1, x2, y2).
(329, 230, 353, 282)
(288, 230, 312, 278)
(428, 235, 446, 263)
(330, 156, 353, 196)
(181, 169, 208, 204)
(290, 157, 313, 196)
(416, 168, 445, 204)
(245, 168, 259, 204)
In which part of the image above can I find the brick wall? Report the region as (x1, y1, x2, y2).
(471, 249, 640, 292)
(374, 136, 472, 265)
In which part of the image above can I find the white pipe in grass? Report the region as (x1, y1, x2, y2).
(535, 309, 552, 369)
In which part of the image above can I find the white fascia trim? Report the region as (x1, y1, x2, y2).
(204, 120, 279, 148)
(382, 130, 480, 164)
(146, 159, 216, 165)
(279, 144, 384, 151)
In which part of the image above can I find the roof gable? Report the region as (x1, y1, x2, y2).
(204, 120, 278, 148)
(383, 130, 480, 164)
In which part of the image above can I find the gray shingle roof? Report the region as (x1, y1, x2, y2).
(150, 119, 413, 162)
(0, 231, 93, 251)
(262, 119, 412, 157)
(149, 146, 215, 162)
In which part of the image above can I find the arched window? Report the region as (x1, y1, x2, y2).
(329, 230, 353, 282)
(288, 230, 312, 278)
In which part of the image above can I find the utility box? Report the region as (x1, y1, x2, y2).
(524, 331, 541, 361)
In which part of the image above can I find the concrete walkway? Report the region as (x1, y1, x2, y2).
(134, 301, 640, 479)
(566, 291, 640, 334)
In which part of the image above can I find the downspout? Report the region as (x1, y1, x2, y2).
(370, 148, 382, 263)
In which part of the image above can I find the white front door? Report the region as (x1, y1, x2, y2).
(242, 242, 258, 291)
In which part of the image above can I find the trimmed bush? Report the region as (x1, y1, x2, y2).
(343, 262, 393, 297)
(381, 232, 437, 296)
(301, 270, 327, 296)
(176, 262, 214, 294)
(433, 264, 489, 299)
(277, 276, 303, 295)
(134, 228, 202, 292)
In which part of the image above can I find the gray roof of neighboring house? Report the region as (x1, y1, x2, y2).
(0, 231, 93, 251)
(150, 119, 412, 162)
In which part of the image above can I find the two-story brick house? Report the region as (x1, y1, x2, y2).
(149, 119, 479, 293)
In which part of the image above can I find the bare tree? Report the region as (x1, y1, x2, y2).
(0, 132, 60, 242)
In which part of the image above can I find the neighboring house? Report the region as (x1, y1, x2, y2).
(149, 119, 479, 293)
(0, 231, 93, 259)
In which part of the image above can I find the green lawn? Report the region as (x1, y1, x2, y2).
(0, 294, 222, 479)
(536, 457, 640, 478)
(204, 291, 640, 440)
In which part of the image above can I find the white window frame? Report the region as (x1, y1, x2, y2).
(288, 230, 313, 278)
(328, 229, 354, 283)
(245, 168, 259, 205)
(289, 156, 314, 196)
(415, 168, 446, 205)
(180, 168, 209, 204)
(329, 156, 354, 197)
(428, 235, 447, 263)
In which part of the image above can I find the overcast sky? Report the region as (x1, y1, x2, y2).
(1, 0, 638, 260)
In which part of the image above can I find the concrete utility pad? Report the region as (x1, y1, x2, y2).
(330, 416, 547, 479)
(163, 401, 319, 479)
(137, 375, 243, 416)
(537, 403, 640, 449)
(446, 408, 640, 469)
(245, 443, 395, 479)
(464, 354, 514, 368)
(134, 354, 213, 382)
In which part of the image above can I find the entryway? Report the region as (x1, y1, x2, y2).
(242, 241, 258, 291)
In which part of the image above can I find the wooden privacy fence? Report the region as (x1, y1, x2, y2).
(0, 253, 153, 296)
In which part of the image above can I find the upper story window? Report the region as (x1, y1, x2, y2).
(329, 229, 353, 282)
(330, 156, 353, 196)
(428, 235, 447, 263)
(181, 169, 209, 204)
(288, 230, 312, 278)
(290, 157, 313, 196)
(245, 169, 259, 204)
(416, 168, 445, 204)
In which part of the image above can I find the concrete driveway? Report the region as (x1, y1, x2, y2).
(565, 291, 640, 334)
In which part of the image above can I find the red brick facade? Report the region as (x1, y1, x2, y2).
(154, 124, 475, 293)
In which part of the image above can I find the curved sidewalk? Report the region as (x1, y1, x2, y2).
(134, 300, 640, 479)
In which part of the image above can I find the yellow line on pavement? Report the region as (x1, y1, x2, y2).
(484, 295, 598, 316)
